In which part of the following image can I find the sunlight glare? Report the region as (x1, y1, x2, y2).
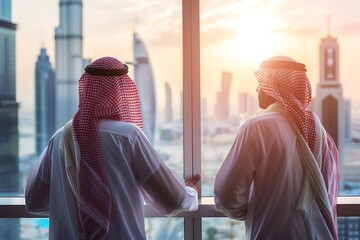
(229, 11, 277, 64)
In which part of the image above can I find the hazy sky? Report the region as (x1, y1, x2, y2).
(12, 0, 360, 118)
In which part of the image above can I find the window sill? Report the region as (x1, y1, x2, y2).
(1, 197, 360, 218)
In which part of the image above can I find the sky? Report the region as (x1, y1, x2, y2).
(12, 0, 360, 119)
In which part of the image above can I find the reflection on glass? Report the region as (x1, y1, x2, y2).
(202, 218, 245, 240)
(338, 217, 360, 239)
(21, 218, 48, 240)
(1, 0, 183, 238)
(199, 0, 360, 198)
(0, 218, 183, 240)
(145, 218, 184, 240)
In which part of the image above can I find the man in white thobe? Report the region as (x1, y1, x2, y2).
(214, 56, 339, 240)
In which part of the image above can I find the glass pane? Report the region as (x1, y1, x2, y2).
(199, 0, 360, 198)
(21, 218, 49, 240)
(5, 1, 183, 192)
(0, 218, 184, 240)
(202, 218, 246, 240)
(338, 217, 360, 240)
(145, 218, 184, 240)
(2, 0, 183, 238)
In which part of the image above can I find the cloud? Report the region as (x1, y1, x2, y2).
(273, 25, 321, 38)
(336, 22, 360, 36)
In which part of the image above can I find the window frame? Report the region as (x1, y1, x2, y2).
(1, 1, 360, 240)
(182, 0, 202, 238)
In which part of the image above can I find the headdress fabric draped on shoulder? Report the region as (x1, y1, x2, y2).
(72, 56, 143, 240)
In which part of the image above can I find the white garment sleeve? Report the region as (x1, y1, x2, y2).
(141, 164, 198, 216)
(214, 123, 260, 220)
(131, 129, 198, 216)
(25, 146, 51, 215)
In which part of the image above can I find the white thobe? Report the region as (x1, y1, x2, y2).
(25, 120, 198, 240)
(214, 106, 335, 240)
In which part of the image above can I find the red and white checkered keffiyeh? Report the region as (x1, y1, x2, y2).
(72, 56, 143, 240)
(254, 56, 339, 239)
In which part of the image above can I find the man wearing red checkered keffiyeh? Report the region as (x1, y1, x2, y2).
(72, 57, 144, 239)
(25, 57, 200, 240)
(215, 56, 340, 240)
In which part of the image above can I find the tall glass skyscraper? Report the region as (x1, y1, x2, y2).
(133, 32, 156, 143)
(35, 48, 56, 155)
(55, 0, 83, 129)
(0, 0, 20, 238)
(0, 0, 18, 193)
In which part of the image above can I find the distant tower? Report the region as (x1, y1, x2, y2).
(238, 92, 258, 114)
(215, 72, 232, 121)
(35, 48, 56, 154)
(55, 0, 83, 128)
(133, 32, 156, 143)
(164, 82, 173, 123)
(0, 0, 20, 238)
(313, 20, 346, 189)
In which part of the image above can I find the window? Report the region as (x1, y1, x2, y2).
(1, 0, 360, 239)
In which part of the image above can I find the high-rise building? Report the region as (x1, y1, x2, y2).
(0, 0, 20, 238)
(35, 48, 56, 155)
(312, 24, 360, 239)
(133, 32, 156, 143)
(55, 0, 83, 129)
(0, 0, 18, 197)
(164, 82, 173, 123)
(238, 92, 258, 115)
(215, 72, 232, 121)
(313, 30, 346, 190)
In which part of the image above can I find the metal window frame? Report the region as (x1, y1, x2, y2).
(183, 0, 201, 239)
(1, 197, 360, 218)
(2, 1, 360, 239)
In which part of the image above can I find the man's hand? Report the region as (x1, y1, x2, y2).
(185, 175, 201, 193)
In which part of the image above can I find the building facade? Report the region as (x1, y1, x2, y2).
(313, 33, 346, 190)
(0, 0, 19, 238)
(312, 27, 360, 239)
(164, 82, 173, 123)
(215, 72, 232, 121)
(55, 0, 83, 128)
(133, 32, 156, 143)
(35, 48, 56, 154)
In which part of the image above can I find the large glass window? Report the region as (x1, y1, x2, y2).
(2, 0, 360, 239)
(199, 0, 360, 198)
(199, 0, 360, 238)
(2, 0, 184, 238)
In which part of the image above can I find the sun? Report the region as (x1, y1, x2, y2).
(227, 11, 279, 64)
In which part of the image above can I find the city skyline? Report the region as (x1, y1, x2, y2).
(4, 1, 360, 238)
(12, 0, 360, 118)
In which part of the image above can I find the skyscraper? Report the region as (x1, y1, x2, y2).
(313, 30, 346, 190)
(238, 92, 258, 115)
(164, 82, 173, 123)
(35, 48, 56, 155)
(0, 0, 18, 195)
(0, 0, 20, 238)
(133, 32, 156, 143)
(55, 0, 83, 129)
(215, 72, 232, 121)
